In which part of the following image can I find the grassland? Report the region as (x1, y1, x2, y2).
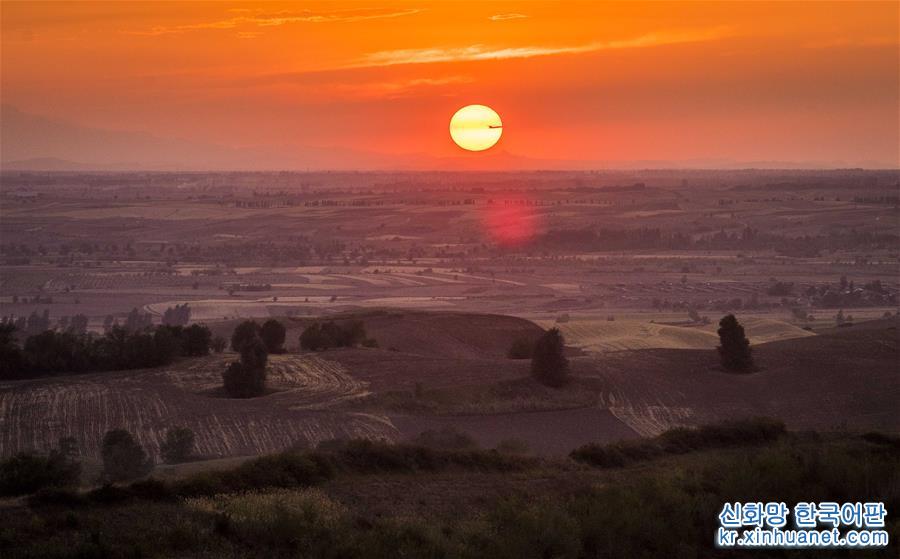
(2, 424, 898, 558)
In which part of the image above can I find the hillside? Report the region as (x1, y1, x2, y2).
(0, 312, 895, 464)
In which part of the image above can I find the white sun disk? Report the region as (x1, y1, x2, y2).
(450, 105, 502, 151)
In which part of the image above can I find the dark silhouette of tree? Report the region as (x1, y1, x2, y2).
(299, 320, 368, 351)
(299, 322, 326, 351)
(124, 307, 153, 332)
(162, 304, 191, 327)
(230, 320, 260, 352)
(0, 324, 23, 380)
(222, 333, 268, 398)
(160, 427, 195, 464)
(68, 314, 89, 335)
(260, 319, 286, 354)
(717, 314, 754, 372)
(181, 324, 212, 356)
(531, 328, 569, 387)
(101, 429, 152, 481)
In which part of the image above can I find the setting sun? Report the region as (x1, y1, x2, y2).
(450, 105, 503, 152)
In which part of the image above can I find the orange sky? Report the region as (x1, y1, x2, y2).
(2, 1, 898, 167)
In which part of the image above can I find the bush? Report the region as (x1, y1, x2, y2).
(299, 320, 368, 351)
(717, 314, 754, 372)
(0, 445, 81, 496)
(101, 429, 152, 482)
(572, 418, 786, 468)
(160, 427, 195, 464)
(495, 438, 530, 455)
(129, 478, 175, 501)
(185, 489, 347, 551)
(27, 487, 87, 508)
(260, 319, 287, 354)
(411, 427, 478, 451)
(173, 452, 334, 497)
(506, 338, 533, 359)
(531, 328, 569, 387)
(88, 483, 133, 504)
(471, 498, 581, 559)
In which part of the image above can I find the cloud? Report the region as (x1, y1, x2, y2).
(355, 26, 734, 67)
(126, 7, 423, 36)
(489, 13, 528, 21)
(332, 75, 473, 99)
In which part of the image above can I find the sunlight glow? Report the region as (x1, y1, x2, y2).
(450, 105, 502, 152)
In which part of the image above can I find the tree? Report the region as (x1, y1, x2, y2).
(299, 320, 367, 351)
(531, 328, 569, 387)
(181, 324, 212, 356)
(299, 323, 326, 351)
(222, 335, 268, 398)
(260, 319, 286, 354)
(160, 427, 195, 464)
(101, 429, 152, 481)
(230, 320, 260, 352)
(0, 324, 23, 380)
(717, 314, 754, 372)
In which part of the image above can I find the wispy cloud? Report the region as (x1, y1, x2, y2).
(356, 26, 734, 67)
(126, 8, 423, 36)
(333, 76, 473, 99)
(489, 13, 528, 21)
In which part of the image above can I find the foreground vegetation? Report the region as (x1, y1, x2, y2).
(1, 420, 897, 558)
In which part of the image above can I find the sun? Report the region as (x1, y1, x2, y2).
(449, 104, 502, 151)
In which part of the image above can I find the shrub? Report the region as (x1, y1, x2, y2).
(129, 477, 175, 501)
(160, 427, 195, 464)
(27, 487, 87, 508)
(186, 489, 347, 550)
(260, 319, 287, 354)
(101, 429, 152, 482)
(299, 320, 368, 351)
(88, 483, 133, 504)
(531, 328, 569, 387)
(471, 498, 581, 559)
(0, 445, 81, 496)
(717, 314, 754, 372)
(173, 452, 334, 497)
(411, 427, 478, 451)
(495, 438, 530, 455)
(572, 418, 786, 468)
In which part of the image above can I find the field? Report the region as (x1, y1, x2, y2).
(0, 170, 897, 468)
(1, 310, 896, 465)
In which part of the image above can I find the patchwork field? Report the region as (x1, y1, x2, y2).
(1, 170, 898, 464)
(1, 309, 896, 462)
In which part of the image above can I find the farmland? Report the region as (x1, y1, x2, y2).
(0, 169, 897, 462)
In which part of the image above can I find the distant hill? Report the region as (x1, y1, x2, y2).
(0, 157, 130, 171)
